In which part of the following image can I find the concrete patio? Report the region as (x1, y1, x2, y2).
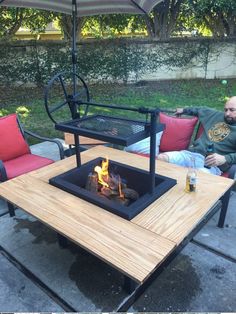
(0, 140, 236, 312)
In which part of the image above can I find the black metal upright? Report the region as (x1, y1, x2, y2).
(149, 110, 159, 195)
(72, 0, 78, 96)
(58, 101, 163, 195)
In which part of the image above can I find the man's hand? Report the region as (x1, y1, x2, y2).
(205, 153, 226, 167)
(175, 108, 184, 116)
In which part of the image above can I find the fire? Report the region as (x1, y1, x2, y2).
(94, 157, 109, 188)
(85, 157, 139, 206)
(94, 158, 124, 199)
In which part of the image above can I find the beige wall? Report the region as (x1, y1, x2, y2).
(134, 41, 236, 82)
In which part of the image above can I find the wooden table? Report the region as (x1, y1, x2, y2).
(0, 146, 234, 309)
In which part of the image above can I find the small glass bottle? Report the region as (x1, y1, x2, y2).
(185, 157, 197, 192)
(205, 142, 215, 169)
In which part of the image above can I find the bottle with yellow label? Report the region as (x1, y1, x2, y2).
(185, 157, 197, 192)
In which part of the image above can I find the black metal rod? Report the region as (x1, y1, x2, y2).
(74, 134, 81, 167)
(72, 0, 77, 95)
(149, 113, 157, 194)
(78, 100, 155, 114)
(218, 188, 232, 227)
(117, 199, 222, 312)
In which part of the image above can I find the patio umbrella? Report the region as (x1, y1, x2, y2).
(0, 0, 165, 193)
(0, 1, 163, 15)
(0, 1, 164, 72)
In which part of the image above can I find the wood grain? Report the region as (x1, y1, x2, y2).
(64, 133, 106, 146)
(0, 174, 175, 283)
(0, 145, 233, 281)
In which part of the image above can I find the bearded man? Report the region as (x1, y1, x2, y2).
(157, 96, 236, 175)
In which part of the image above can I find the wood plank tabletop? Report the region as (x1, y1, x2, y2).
(0, 149, 175, 283)
(0, 146, 233, 282)
(64, 133, 107, 146)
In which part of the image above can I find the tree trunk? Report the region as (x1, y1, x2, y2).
(1, 8, 23, 40)
(145, 0, 183, 40)
(60, 15, 84, 41)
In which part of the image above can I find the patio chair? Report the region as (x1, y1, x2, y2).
(127, 112, 235, 227)
(0, 113, 65, 217)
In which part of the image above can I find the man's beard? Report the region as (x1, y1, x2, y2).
(224, 116, 236, 125)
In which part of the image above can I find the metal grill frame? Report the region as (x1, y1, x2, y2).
(55, 114, 163, 146)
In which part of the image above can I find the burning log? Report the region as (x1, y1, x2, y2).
(109, 174, 127, 190)
(100, 186, 119, 197)
(85, 158, 139, 207)
(85, 172, 98, 193)
(113, 196, 130, 206)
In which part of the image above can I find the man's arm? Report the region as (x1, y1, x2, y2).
(205, 154, 226, 167)
(205, 153, 236, 169)
(175, 107, 209, 116)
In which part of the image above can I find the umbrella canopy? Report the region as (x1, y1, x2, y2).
(0, 0, 163, 15)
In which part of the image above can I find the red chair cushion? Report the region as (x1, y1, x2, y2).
(159, 112, 198, 152)
(221, 172, 229, 178)
(0, 114, 30, 161)
(3, 154, 54, 179)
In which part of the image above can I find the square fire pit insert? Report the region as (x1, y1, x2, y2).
(49, 157, 177, 220)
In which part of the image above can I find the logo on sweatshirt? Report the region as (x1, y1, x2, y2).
(208, 122, 230, 142)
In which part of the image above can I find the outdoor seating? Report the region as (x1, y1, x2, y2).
(127, 112, 236, 227)
(0, 113, 65, 216)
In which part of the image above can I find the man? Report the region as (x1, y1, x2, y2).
(158, 96, 236, 175)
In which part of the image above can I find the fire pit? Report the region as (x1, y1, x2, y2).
(49, 157, 176, 220)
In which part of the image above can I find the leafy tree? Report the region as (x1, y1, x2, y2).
(58, 14, 85, 41)
(83, 14, 134, 38)
(189, 0, 236, 37)
(59, 14, 139, 40)
(143, 0, 185, 39)
(0, 7, 55, 40)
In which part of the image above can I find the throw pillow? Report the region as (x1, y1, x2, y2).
(125, 131, 163, 156)
(159, 112, 198, 152)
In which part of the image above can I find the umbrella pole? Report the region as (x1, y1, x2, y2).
(72, 0, 77, 95)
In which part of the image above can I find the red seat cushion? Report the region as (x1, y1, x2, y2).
(0, 114, 30, 161)
(3, 154, 54, 179)
(159, 112, 198, 152)
(221, 172, 229, 178)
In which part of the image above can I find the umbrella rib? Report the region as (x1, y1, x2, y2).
(130, 0, 148, 14)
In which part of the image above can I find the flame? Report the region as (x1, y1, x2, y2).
(94, 158, 124, 199)
(94, 157, 109, 187)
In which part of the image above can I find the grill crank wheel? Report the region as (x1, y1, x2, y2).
(44, 71, 90, 124)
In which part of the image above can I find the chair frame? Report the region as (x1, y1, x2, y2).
(195, 122, 236, 227)
(0, 114, 65, 216)
(160, 112, 236, 228)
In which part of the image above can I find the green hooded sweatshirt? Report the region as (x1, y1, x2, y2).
(183, 107, 236, 170)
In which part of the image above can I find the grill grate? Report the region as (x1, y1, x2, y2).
(75, 115, 146, 138)
(55, 114, 163, 146)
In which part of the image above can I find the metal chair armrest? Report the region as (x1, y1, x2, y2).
(0, 160, 7, 181)
(24, 130, 65, 160)
(227, 164, 236, 179)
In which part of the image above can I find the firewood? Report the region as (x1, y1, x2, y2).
(85, 172, 98, 193)
(113, 196, 130, 206)
(101, 187, 119, 197)
(109, 174, 127, 190)
(122, 188, 139, 200)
